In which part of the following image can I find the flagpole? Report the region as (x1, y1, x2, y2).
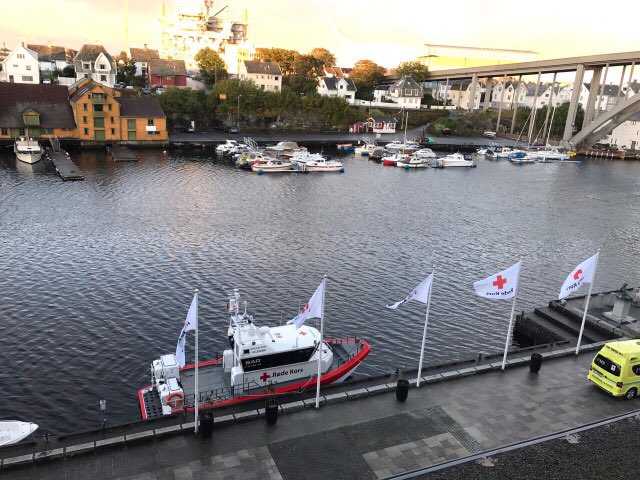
(416, 268, 434, 388)
(576, 250, 600, 355)
(194, 288, 199, 434)
(501, 259, 522, 371)
(315, 275, 326, 409)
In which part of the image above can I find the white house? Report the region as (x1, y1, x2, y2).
(603, 111, 640, 150)
(0, 45, 40, 84)
(73, 44, 116, 88)
(239, 61, 282, 92)
(437, 79, 483, 109)
(386, 76, 423, 109)
(27, 44, 67, 74)
(521, 84, 562, 108)
(368, 116, 397, 134)
(373, 85, 390, 103)
(490, 81, 527, 109)
(317, 76, 356, 101)
(129, 45, 160, 77)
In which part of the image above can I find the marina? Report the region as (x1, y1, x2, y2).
(43, 138, 84, 181)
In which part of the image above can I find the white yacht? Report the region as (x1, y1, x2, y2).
(382, 153, 410, 166)
(509, 154, 537, 164)
(495, 147, 527, 159)
(265, 141, 306, 157)
(354, 143, 378, 156)
(527, 148, 570, 161)
(0, 421, 38, 446)
(290, 150, 326, 165)
(432, 153, 476, 168)
(137, 290, 370, 420)
(14, 138, 43, 164)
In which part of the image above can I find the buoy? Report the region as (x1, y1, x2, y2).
(258, 170, 264, 175)
(404, 165, 410, 170)
(339, 168, 345, 173)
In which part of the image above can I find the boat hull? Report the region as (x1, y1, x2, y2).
(15, 151, 43, 164)
(138, 338, 370, 420)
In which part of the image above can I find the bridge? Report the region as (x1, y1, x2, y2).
(425, 51, 640, 149)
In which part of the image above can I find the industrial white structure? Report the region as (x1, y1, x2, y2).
(158, 0, 254, 74)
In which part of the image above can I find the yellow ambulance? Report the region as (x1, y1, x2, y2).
(588, 340, 640, 399)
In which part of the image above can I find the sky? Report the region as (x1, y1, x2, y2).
(1, 0, 638, 69)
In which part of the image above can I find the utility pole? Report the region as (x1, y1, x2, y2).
(237, 94, 242, 129)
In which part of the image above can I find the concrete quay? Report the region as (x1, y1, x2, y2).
(2, 342, 638, 480)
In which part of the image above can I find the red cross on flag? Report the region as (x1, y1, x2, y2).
(559, 252, 599, 299)
(473, 261, 521, 300)
(287, 280, 324, 329)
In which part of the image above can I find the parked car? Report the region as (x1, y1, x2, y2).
(42, 79, 52, 84)
(227, 127, 240, 134)
(155, 87, 166, 94)
(141, 88, 152, 95)
(115, 82, 126, 89)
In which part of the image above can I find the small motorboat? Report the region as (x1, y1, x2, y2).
(291, 150, 326, 166)
(216, 140, 239, 154)
(354, 143, 378, 156)
(382, 153, 409, 166)
(235, 152, 271, 170)
(412, 148, 437, 160)
(301, 157, 344, 172)
(14, 138, 43, 164)
(0, 421, 38, 446)
(431, 153, 476, 168)
(265, 141, 306, 158)
(397, 157, 429, 169)
(509, 154, 537, 164)
(483, 131, 497, 138)
(336, 143, 355, 152)
(369, 147, 386, 162)
(137, 290, 370, 420)
(251, 159, 293, 173)
(385, 141, 419, 154)
(495, 147, 527, 160)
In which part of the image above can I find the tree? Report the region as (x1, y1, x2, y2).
(285, 75, 318, 96)
(309, 48, 336, 67)
(350, 59, 386, 99)
(195, 48, 228, 85)
(292, 54, 324, 79)
(61, 65, 75, 78)
(397, 61, 429, 82)
(254, 48, 298, 76)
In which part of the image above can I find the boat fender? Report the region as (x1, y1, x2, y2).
(404, 165, 409, 170)
(339, 168, 345, 173)
(258, 170, 264, 175)
(166, 392, 184, 409)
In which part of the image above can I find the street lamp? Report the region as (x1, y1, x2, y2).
(100, 399, 107, 429)
(237, 94, 242, 129)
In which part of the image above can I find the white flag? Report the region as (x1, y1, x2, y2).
(559, 253, 599, 300)
(474, 261, 521, 300)
(288, 280, 324, 329)
(176, 293, 197, 368)
(387, 274, 433, 310)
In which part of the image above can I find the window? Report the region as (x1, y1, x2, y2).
(18, 128, 25, 136)
(127, 119, 136, 130)
(110, 117, 114, 124)
(240, 347, 315, 372)
(147, 118, 154, 126)
(100, 75, 106, 82)
(22, 76, 33, 82)
(83, 128, 89, 135)
(275, 76, 279, 81)
(83, 116, 87, 123)
(594, 355, 621, 377)
(93, 104, 103, 112)
(632, 365, 640, 376)
(107, 104, 112, 111)
(94, 130, 105, 141)
(127, 130, 137, 140)
(111, 128, 115, 135)
(17, 53, 24, 59)
(82, 61, 91, 70)
(1, 128, 8, 136)
(83, 103, 88, 111)
(99, 64, 106, 70)
(94, 118, 104, 128)
(26, 65, 31, 71)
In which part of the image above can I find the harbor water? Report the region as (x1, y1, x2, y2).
(1, 147, 639, 434)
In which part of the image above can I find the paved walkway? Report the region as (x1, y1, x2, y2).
(6, 353, 639, 480)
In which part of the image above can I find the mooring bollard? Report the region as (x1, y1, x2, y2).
(530, 353, 543, 374)
(265, 399, 279, 426)
(200, 411, 214, 438)
(396, 379, 409, 402)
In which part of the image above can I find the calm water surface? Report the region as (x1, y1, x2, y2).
(1, 147, 639, 434)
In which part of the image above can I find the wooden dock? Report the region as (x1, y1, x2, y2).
(46, 139, 84, 181)
(108, 145, 139, 162)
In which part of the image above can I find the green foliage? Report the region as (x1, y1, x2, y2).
(61, 65, 75, 78)
(292, 54, 324, 79)
(397, 61, 429, 82)
(195, 48, 228, 85)
(285, 75, 318, 96)
(309, 48, 336, 66)
(254, 48, 298, 76)
(350, 59, 387, 99)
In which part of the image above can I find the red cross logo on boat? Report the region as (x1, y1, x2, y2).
(493, 275, 507, 290)
(299, 331, 307, 336)
(573, 269, 583, 280)
(260, 373, 271, 382)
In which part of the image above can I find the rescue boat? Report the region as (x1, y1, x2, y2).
(137, 290, 370, 420)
